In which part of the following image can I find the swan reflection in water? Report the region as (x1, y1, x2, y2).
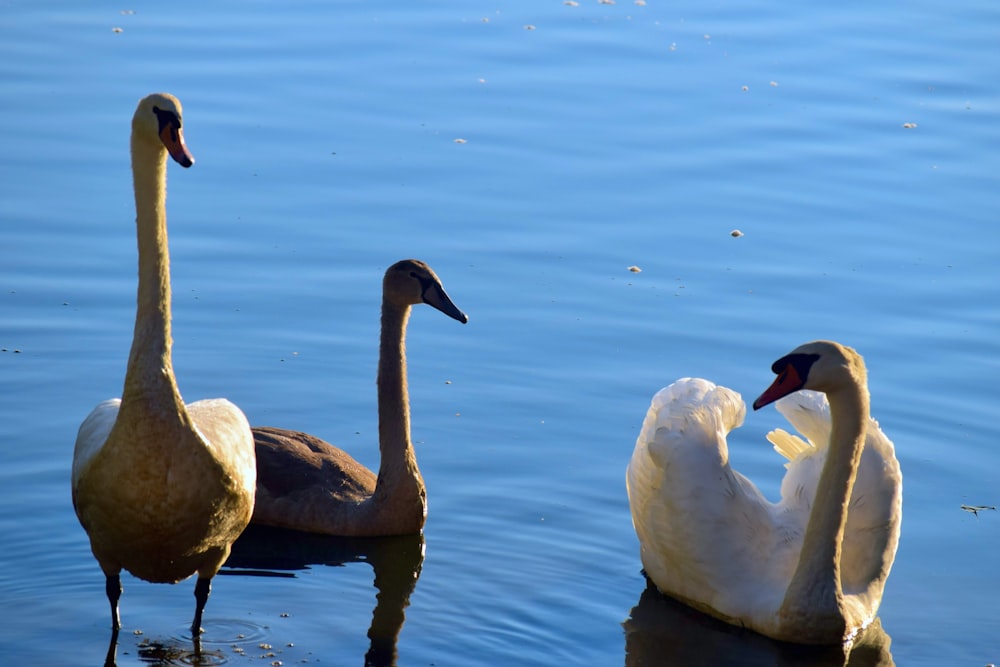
(101, 623, 225, 667)
(223, 524, 425, 667)
(624, 579, 894, 667)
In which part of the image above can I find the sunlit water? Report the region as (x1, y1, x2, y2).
(1, 1, 998, 665)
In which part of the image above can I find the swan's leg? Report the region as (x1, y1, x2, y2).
(191, 577, 211, 636)
(105, 573, 122, 631)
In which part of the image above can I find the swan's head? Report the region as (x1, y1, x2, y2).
(132, 93, 194, 168)
(384, 259, 469, 324)
(752, 340, 864, 410)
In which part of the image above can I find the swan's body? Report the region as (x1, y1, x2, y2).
(251, 259, 468, 536)
(72, 93, 256, 634)
(626, 341, 901, 645)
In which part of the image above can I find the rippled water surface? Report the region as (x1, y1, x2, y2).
(1, 1, 998, 665)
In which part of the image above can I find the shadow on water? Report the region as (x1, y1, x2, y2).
(221, 524, 425, 667)
(623, 579, 894, 667)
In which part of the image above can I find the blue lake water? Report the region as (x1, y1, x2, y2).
(1, 0, 998, 665)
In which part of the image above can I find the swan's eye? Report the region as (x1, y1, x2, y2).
(152, 106, 182, 135)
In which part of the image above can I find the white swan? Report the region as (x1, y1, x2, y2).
(626, 340, 901, 645)
(251, 259, 468, 536)
(71, 93, 256, 635)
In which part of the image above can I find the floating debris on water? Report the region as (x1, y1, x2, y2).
(628, 265, 642, 273)
(960, 504, 996, 517)
(731, 229, 744, 237)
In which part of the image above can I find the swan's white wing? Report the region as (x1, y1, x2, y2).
(774, 389, 832, 450)
(770, 391, 902, 595)
(187, 398, 257, 499)
(72, 399, 121, 490)
(627, 378, 791, 620)
(841, 416, 902, 594)
(767, 389, 830, 469)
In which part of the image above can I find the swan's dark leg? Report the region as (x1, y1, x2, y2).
(191, 577, 211, 635)
(106, 573, 122, 631)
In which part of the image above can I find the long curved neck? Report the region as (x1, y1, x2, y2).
(780, 374, 868, 634)
(373, 299, 425, 511)
(120, 131, 185, 418)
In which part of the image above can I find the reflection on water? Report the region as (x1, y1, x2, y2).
(135, 638, 226, 667)
(223, 525, 425, 667)
(101, 617, 269, 667)
(623, 579, 894, 667)
(102, 629, 227, 667)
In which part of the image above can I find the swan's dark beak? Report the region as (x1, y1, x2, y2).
(752, 363, 804, 410)
(161, 123, 194, 168)
(424, 283, 468, 324)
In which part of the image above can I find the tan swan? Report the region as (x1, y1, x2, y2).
(72, 93, 256, 635)
(251, 259, 468, 536)
(626, 341, 901, 644)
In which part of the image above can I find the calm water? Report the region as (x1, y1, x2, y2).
(2, 0, 998, 665)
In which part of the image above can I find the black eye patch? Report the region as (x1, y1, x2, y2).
(152, 105, 182, 139)
(772, 353, 821, 380)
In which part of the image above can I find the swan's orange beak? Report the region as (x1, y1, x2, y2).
(752, 364, 803, 410)
(160, 123, 194, 168)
